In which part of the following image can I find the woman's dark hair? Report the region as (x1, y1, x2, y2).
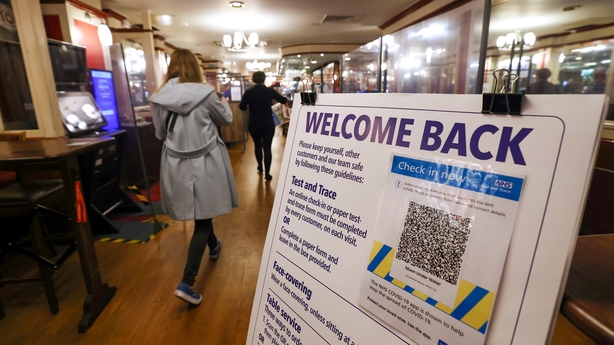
(252, 71, 266, 84)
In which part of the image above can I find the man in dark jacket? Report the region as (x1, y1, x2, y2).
(525, 68, 561, 94)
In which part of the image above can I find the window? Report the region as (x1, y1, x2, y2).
(341, 38, 381, 93)
(382, 0, 484, 94)
(0, 0, 38, 130)
(558, 41, 611, 95)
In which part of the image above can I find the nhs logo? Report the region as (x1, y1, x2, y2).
(495, 180, 513, 189)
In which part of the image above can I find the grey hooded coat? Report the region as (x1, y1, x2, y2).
(148, 78, 239, 220)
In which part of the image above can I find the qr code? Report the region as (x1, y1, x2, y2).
(395, 201, 473, 285)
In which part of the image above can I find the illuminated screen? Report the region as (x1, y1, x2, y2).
(90, 69, 119, 130)
(57, 91, 107, 136)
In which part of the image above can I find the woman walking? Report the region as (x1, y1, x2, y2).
(239, 71, 288, 181)
(148, 49, 239, 305)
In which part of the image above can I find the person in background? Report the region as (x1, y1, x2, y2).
(239, 71, 288, 181)
(525, 68, 561, 94)
(148, 49, 239, 305)
(222, 83, 231, 101)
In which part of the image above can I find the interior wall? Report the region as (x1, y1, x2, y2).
(42, 15, 63, 41)
(40, 3, 71, 43)
(73, 18, 105, 70)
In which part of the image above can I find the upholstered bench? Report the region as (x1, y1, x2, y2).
(562, 234, 614, 345)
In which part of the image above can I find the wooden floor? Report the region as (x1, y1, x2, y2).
(0, 128, 596, 345)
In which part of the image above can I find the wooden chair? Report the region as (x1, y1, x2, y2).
(0, 132, 26, 187)
(0, 179, 75, 319)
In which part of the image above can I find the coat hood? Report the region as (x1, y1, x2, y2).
(148, 78, 215, 114)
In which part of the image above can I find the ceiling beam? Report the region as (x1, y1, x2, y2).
(40, 0, 108, 19)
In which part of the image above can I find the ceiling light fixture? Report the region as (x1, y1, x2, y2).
(246, 60, 271, 71)
(562, 5, 581, 11)
(495, 31, 536, 50)
(158, 15, 173, 26)
(229, 1, 245, 8)
(222, 29, 259, 52)
(495, 30, 536, 92)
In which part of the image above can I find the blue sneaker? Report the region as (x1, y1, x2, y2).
(174, 282, 202, 305)
(209, 240, 222, 260)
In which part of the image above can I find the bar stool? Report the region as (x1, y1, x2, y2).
(0, 180, 75, 319)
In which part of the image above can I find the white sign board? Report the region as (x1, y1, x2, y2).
(246, 93, 607, 345)
(230, 86, 242, 102)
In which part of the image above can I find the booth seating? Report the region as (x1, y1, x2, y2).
(560, 139, 614, 344)
(562, 234, 614, 345)
(0, 179, 75, 319)
(581, 139, 614, 235)
(594, 139, 614, 171)
(581, 168, 614, 235)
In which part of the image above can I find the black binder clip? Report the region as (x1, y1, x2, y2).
(482, 68, 523, 115)
(300, 79, 320, 105)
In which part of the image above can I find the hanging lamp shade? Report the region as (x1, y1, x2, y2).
(523, 32, 536, 46)
(248, 32, 259, 47)
(98, 23, 113, 46)
(222, 30, 260, 51)
(223, 34, 232, 48)
(233, 31, 243, 49)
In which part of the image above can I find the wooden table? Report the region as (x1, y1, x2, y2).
(0, 137, 117, 333)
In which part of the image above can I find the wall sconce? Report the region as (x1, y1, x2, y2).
(98, 19, 113, 46)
